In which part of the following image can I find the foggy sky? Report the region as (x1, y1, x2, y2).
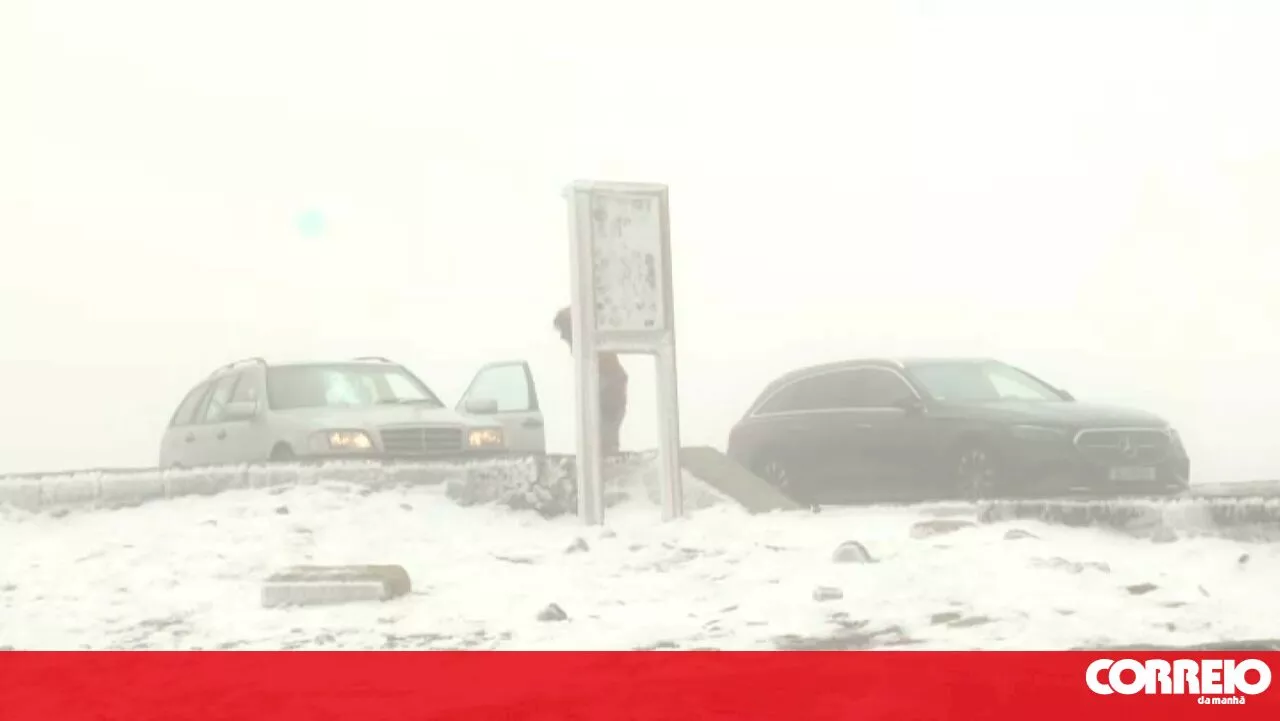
(4, 0, 1280, 482)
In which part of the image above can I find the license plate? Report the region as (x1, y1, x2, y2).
(1109, 466, 1157, 482)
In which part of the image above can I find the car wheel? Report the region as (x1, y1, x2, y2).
(270, 444, 296, 462)
(753, 454, 804, 500)
(954, 443, 1000, 501)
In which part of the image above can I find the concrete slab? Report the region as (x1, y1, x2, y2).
(678, 446, 803, 514)
(261, 565, 412, 608)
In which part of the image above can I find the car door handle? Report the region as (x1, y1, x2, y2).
(854, 423, 873, 430)
(522, 418, 544, 429)
(216, 430, 227, 440)
(185, 433, 196, 443)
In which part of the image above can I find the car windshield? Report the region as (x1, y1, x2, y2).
(906, 361, 1065, 402)
(266, 364, 444, 411)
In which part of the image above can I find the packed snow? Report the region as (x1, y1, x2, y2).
(1, 481, 1275, 650)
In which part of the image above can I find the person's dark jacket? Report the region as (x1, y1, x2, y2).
(554, 307, 628, 420)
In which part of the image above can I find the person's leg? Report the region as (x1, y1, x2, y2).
(600, 409, 622, 456)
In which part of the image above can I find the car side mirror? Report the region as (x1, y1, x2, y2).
(463, 397, 500, 415)
(223, 400, 259, 422)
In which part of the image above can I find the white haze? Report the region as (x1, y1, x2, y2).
(2, 0, 1279, 482)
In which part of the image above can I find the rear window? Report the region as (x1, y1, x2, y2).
(265, 364, 444, 411)
(754, 375, 829, 414)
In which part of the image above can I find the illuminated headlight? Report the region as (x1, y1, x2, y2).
(467, 428, 504, 449)
(1009, 424, 1069, 441)
(310, 430, 374, 452)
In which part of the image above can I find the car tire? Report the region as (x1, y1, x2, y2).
(752, 453, 805, 502)
(953, 441, 1002, 501)
(270, 444, 295, 463)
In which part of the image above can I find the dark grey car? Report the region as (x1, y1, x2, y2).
(726, 357, 1191, 504)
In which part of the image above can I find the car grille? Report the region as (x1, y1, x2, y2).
(379, 426, 464, 454)
(1073, 429, 1171, 465)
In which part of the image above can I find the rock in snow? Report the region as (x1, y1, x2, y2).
(812, 586, 844, 602)
(537, 603, 569, 622)
(909, 519, 977, 539)
(831, 541, 874, 564)
(1031, 556, 1111, 575)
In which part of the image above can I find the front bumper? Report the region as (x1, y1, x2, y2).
(999, 444, 1191, 499)
(287, 449, 539, 465)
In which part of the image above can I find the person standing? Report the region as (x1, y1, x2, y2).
(554, 306, 628, 455)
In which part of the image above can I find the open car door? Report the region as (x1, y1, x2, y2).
(456, 360, 547, 454)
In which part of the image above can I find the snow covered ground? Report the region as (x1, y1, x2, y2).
(1, 481, 1275, 650)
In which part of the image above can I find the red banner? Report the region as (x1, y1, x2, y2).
(1, 651, 1277, 720)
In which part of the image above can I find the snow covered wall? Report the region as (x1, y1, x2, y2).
(1, 454, 1279, 541)
(0, 453, 728, 519)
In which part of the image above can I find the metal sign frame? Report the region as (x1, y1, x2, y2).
(564, 180, 683, 525)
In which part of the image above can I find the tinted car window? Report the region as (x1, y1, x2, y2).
(813, 371, 867, 409)
(756, 374, 831, 413)
(169, 383, 210, 427)
(758, 368, 917, 413)
(843, 369, 917, 407)
(908, 362, 1063, 402)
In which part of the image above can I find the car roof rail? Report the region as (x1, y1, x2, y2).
(209, 356, 268, 377)
(353, 356, 396, 363)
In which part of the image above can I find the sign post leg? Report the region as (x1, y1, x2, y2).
(655, 343, 684, 521)
(566, 184, 605, 526)
(574, 347, 605, 525)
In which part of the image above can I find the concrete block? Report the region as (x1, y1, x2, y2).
(0, 478, 42, 511)
(98, 469, 166, 508)
(261, 565, 411, 608)
(40, 472, 101, 508)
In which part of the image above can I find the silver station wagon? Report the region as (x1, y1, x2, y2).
(158, 356, 546, 468)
